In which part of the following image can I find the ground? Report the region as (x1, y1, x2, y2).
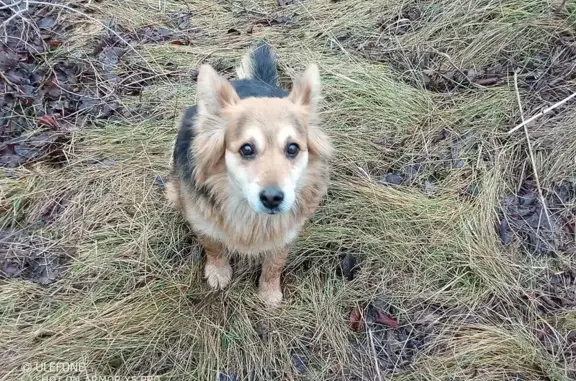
(1, 0, 576, 380)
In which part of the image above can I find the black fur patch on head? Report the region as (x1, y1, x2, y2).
(232, 79, 288, 99)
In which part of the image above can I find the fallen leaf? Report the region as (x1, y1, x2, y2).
(338, 252, 359, 281)
(349, 307, 363, 331)
(38, 16, 56, 30)
(154, 175, 166, 189)
(475, 77, 501, 86)
(291, 351, 308, 374)
(375, 309, 399, 328)
(253, 15, 293, 26)
(382, 172, 404, 185)
(38, 115, 58, 128)
(278, 0, 302, 5)
(499, 217, 511, 246)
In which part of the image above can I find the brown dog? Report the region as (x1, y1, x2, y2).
(166, 42, 332, 306)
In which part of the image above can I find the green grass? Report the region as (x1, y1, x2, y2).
(1, 0, 576, 380)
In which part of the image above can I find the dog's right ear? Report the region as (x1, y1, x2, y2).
(193, 65, 238, 184)
(196, 64, 239, 117)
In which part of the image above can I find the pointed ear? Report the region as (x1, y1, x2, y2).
(290, 64, 331, 160)
(288, 63, 321, 113)
(196, 64, 239, 117)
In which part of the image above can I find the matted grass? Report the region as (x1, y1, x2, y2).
(1, 0, 575, 380)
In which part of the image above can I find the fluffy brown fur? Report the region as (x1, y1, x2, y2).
(166, 55, 331, 306)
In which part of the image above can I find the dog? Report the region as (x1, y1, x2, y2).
(165, 42, 332, 306)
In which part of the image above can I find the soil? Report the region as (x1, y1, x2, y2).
(376, 128, 472, 196)
(500, 181, 576, 256)
(344, 3, 576, 102)
(0, 230, 74, 285)
(0, 1, 203, 283)
(0, 1, 192, 168)
(2, 1, 575, 379)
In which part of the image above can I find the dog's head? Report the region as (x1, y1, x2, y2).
(192, 64, 332, 215)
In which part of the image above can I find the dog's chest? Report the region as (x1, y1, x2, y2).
(182, 196, 302, 255)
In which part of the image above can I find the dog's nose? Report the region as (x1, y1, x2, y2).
(259, 187, 284, 209)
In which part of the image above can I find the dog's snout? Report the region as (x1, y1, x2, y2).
(259, 187, 284, 209)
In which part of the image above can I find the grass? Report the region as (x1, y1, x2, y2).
(1, 0, 575, 380)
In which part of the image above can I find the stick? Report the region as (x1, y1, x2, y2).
(507, 91, 576, 134)
(513, 71, 552, 229)
(1, 0, 28, 29)
(366, 325, 383, 381)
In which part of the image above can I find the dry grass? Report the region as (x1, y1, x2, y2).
(1, 0, 576, 380)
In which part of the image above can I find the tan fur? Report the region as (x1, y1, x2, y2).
(166, 62, 331, 306)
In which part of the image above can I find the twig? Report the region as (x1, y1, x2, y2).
(554, 0, 568, 15)
(366, 325, 383, 381)
(0, 0, 23, 11)
(513, 71, 552, 229)
(0, 71, 25, 94)
(1, 0, 28, 34)
(507, 91, 576, 134)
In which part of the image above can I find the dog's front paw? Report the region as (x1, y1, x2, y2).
(258, 287, 283, 307)
(204, 262, 232, 290)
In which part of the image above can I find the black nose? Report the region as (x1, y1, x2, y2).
(259, 187, 284, 209)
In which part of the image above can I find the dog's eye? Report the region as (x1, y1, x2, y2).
(239, 144, 255, 158)
(285, 143, 300, 158)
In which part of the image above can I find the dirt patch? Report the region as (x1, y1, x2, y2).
(376, 129, 472, 195)
(345, 2, 576, 99)
(0, 230, 74, 285)
(532, 268, 576, 314)
(348, 299, 428, 376)
(1, 1, 78, 167)
(377, 5, 422, 36)
(530, 267, 576, 378)
(1, 2, 197, 168)
(500, 181, 576, 256)
(353, 38, 576, 98)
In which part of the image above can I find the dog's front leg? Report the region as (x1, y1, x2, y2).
(199, 235, 232, 290)
(259, 248, 289, 307)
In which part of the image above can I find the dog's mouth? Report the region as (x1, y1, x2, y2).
(264, 207, 282, 215)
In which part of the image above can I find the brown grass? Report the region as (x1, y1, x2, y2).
(1, 0, 575, 380)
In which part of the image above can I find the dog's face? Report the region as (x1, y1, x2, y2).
(192, 64, 332, 215)
(223, 98, 310, 214)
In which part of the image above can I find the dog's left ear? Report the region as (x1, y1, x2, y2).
(289, 64, 321, 113)
(289, 64, 332, 160)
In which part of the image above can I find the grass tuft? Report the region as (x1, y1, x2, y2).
(1, 0, 575, 380)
